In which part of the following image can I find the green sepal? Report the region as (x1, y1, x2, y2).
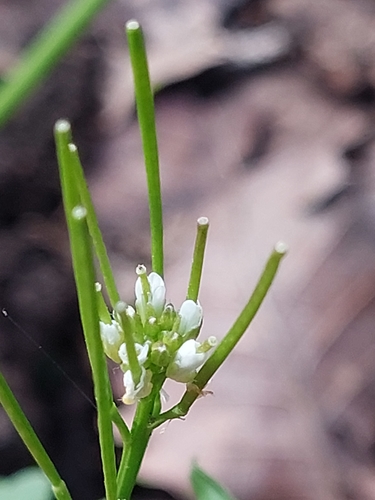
(150, 342, 171, 367)
(159, 303, 176, 331)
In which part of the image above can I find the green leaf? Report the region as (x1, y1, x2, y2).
(0, 0, 110, 127)
(190, 463, 237, 500)
(0, 467, 52, 500)
(0, 368, 72, 499)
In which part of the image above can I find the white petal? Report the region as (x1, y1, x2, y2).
(148, 272, 165, 292)
(100, 321, 122, 346)
(118, 343, 127, 365)
(178, 300, 203, 336)
(175, 339, 206, 369)
(118, 342, 150, 366)
(148, 272, 166, 316)
(100, 321, 123, 363)
(137, 341, 150, 365)
(135, 276, 143, 302)
(126, 305, 136, 317)
(166, 339, 208, 383)
(135, 281, 147, 324)
(122, 370, 135, 402)
(122, 367, 153, 405)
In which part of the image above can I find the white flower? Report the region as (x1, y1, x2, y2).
(118, 341, 150, 368)
(122, 367, 153, 405)
(100, 320, 123, 363)
(135, 269, 166, 324)
(178, 300, 203, 337)
(166, 339, 211, 383)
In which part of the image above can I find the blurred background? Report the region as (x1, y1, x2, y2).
(2, 0, 375, 498)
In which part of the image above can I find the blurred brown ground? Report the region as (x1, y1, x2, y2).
(2, 0, 375, 499)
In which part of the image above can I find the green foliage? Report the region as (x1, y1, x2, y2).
(190, 463, 237, 500)
(0, 370, 72, 499)
(0, 0, 110, 127)
(0, 467, 52, 500)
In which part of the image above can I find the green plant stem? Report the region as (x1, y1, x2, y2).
(187, 217, 209, 301)
(55, 122, 117, 500)
(117, 398, 153, 500)
(54, 121, 77, 206)
(96, 284, 113, 323)
(68, 143, 120, 309)
(0, 0, 110, 127)
(117, 375, 165, 499)
(126, 20, 164, 276)
(0, 371, 72, 500)
(110, 404, 131, 447)
(150, 243, 287, 429)
(69, 209, 117, 500)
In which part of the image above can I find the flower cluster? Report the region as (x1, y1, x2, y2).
(99, 265, 216, 405)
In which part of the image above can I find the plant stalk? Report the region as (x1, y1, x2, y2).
(126, 20, 164, 276)
(55, 121, 117, 500)
(0, 371, 72, 500)
(187, 217, 209, 301)
(117, 375, 165, 499)
(68, 143, 120, 309)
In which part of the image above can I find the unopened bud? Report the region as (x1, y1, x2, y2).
(100, 321, 123, 363)
(163, 331, 181, 353)
(144, 316, 159, 340)
(176, 300, 203, 339)
(166, 339, 211, 383)
(159, 303, 177, 331)
(150, 342, 171, 367)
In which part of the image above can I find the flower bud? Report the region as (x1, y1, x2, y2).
(176, 300, 203, 339)
(159, 303, 177, 331)
(150, 342, 171, 367)
(144, 316, 159, 340)
(100, 320, 124, 364)
(162, 331, 181, 353)
(135, 267, 166, 324)
(166, 338, 212, 383)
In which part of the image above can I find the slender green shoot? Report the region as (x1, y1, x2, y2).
(110, 403, 131, 447)
(150, 242, 287, 429)
(126, 20, 164, 276)
(96, 283, 113, 324)
(0, 371, 72, 500)
(69, 207, 117, 500)
(187, 217, 209, 301)
(0, 0, 110, 127)
(55, 122, 117, 500)
(54, 121, 78, 210)
(116, 397, 153, 500)
(116, 374, 165, 500)
(67, 143, 120, 308)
